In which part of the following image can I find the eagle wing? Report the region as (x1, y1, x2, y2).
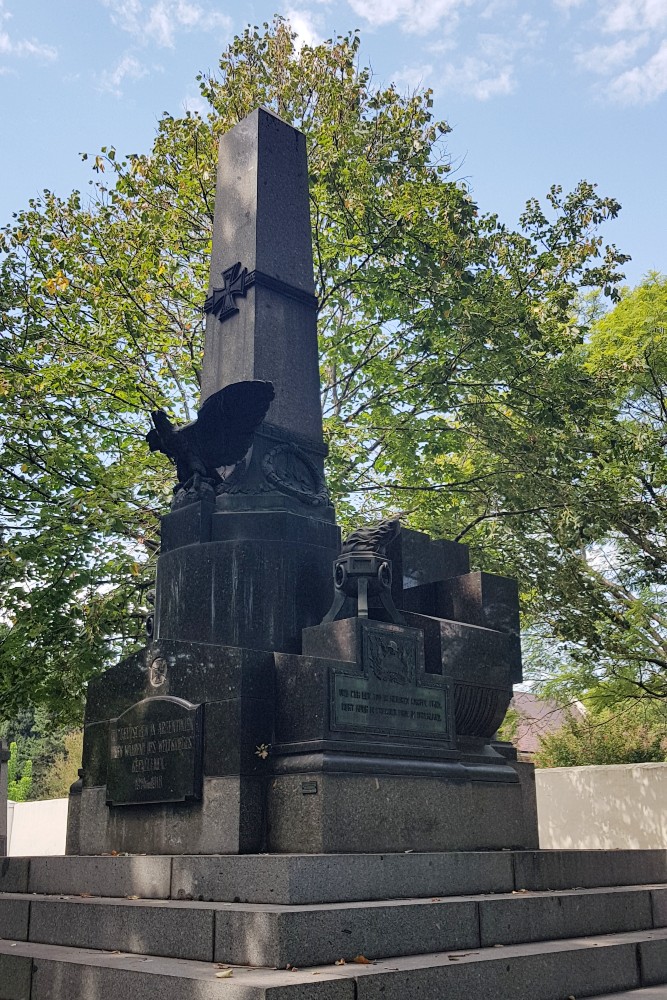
(191, 380, 275, 469)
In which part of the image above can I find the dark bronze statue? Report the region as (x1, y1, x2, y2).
(146, 380, 274, 490)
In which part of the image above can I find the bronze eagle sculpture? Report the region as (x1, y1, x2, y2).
(146, 380, 275, 488)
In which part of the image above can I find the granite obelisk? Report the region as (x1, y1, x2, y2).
(202, 107, 323, 450)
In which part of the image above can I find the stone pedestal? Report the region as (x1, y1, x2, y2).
(154, 503, 339, 654)
(71, 641, 274, 855)
(70, 521, 539, 855)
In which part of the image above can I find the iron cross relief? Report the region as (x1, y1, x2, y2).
(204, 262, 250, 322)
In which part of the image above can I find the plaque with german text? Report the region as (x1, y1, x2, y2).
(106, 696, 203, 806)
(329, 622, 450, 740)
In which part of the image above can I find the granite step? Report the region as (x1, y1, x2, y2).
(3, 849, 667, 904)
(2, 883, 667, 967)
(592, 991, 667, 999)
(1, 927, 666, 999)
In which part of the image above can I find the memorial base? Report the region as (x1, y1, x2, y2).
(266, 762, 536, 853)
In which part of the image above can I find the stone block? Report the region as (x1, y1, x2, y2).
(29, 954, 354, 1000)
(509, 759, 539, 849)
(77, 775, 264, 855)
(214, 898, 479, 967)
(651, 887, 667, 927)
(154, 530, 336, 654)
(394, 528, 470, 598)
(84, 642, 274, 724)
(0, 859, 29, 893)
(432, 571, 520, 635)
(513, 850, 667, 891)
(0, 898, 30, 941)
(267, 770, 530, 853)
(171, 850, 515, 905)
(352, 940, 640, 1000)
(479, 887, 653, 946)
(0, 954, 31, 1000)
(159, 499, 214, 553)
(640, 937, 667, 986)
(29, 897, 214, 962)
(28, 855, 171, 898)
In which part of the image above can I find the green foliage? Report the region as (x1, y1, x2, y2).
(0, 708, 80, 798)
(7, 741, 33, 801)
(534, 704, 667, 768)
(496, 706, 520, 744)
(37, 729, 83, 799)
(0, 19, 633, 720)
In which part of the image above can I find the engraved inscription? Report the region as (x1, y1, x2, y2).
(107, 696, 203, 806)
(332, 672, 449, 739)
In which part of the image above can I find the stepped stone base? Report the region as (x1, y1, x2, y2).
(2, 850, 667, 999)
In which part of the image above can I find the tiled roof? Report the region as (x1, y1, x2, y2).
(511, 691, 585, 754)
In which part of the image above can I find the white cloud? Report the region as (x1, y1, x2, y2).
(285, 8, 323, 47)
(182, 93, 208, 115)
(601, 0, 667, 35)
(577, 35, 649, 75)
(441, 53, 515, 98)
(98, 53, 148, 95)
(569, 0, 667, 105)
(393, 63, 434, 90)
(101, 0, 230, 48)
(607, 38, 667, 104)
(552, 0, 586, 9)
(0, 1, 57, 62)
(346, 0, 471, 35)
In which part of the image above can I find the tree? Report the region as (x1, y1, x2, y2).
(37, 729, 83, 799)
(7, 741, 33, 801)
(534, 702, 667, 767)
(483, 276, 667, 709)
(0, 707, 79, 798)
(0, 19, 628, 722)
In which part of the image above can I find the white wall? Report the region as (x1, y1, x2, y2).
(537, 762, 667, 850)
(7, 798, 68, 856)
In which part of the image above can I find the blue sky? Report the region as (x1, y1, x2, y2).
(1, 0, 665, 288)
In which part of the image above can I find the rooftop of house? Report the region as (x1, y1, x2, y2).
(511, 690, 586, 756)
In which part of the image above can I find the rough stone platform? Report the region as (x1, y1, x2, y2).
(2, 850, 667, 998)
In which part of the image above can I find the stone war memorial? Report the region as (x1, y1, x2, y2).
(1, 108, 666, 999)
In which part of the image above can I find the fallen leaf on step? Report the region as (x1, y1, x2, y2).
(312, 972, 321, 975)
(431, 898, 441, 902)
(110, 951, 122, 956)
(126, 895, 140, 900)
(353, 955, 373, 964)
(215, 969, 233, 979)
(335, 959, 346, 966)
(79, 893, 95, 898)
(215, 964, 230, 969)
